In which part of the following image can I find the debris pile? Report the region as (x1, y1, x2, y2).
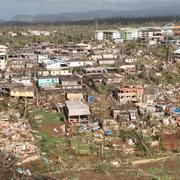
(0, 120, 39, 162)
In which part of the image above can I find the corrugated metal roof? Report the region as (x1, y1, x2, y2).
(65, 101, 90, 116)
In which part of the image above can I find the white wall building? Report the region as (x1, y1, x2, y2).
(50, 69, 72, 76)
(0, 45, 8, 71)
(138, 27, 161, 40)
(37, 54, 49, 63)
(161, 24, 175, 37)
(95, 30, 121, 41)
(46, 59, 69, 70)
(174, 49, 180, 62)
(0, 52, 7, 71)
(12, 77, 33, 87)
(121, 28, 139, 41)
(95, 31, 104, 41)
(29, 30, 50, 36)
(68, 60, 94, 68)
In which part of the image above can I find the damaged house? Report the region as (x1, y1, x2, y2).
(64, 100, 91, 124)
(111, 103, 138, 121)
(60, 75, 83, 90)
(10, 86, 35, 98)
(114, 85, 144, 104)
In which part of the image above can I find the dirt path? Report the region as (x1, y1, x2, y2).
(132, 153, 180, 165)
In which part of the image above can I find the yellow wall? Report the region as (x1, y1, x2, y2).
(10, 90, 35, 98)
(67, 93, 83, 101)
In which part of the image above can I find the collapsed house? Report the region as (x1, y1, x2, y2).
(111, 103, 138, 121)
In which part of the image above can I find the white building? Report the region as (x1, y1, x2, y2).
(95, 30, 121, 41)
(121, 28, 139, 41)
(0, 52, 7, 71)
(68, 59, 94, 68)
(95, 31, 104, 41)
(174, 49, 180, 62)
(12, 77, 33, 87)
(138, 27, 162, 40)
(50, 69, 72, 76)
(0, 45, 8, 71)
(0, 45, 8, 52)
(124, 58, 137, 64)
(161, 24, 175, 37)
(37, 54, 49, 63)
(46, 59, 69, 70)
(29, 30, 50, 36)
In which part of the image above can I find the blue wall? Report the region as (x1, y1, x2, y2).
(38, 77, 59, 87)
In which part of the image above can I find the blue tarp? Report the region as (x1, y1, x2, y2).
(105, 130, 112, 136)
(88, 96, 95, 104)
(173, 108, 180, 114)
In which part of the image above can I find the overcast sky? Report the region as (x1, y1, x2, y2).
(0, 0, 178, 19)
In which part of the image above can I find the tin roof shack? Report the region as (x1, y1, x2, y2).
(60, 75, 82, 90)
(65, 101, 91, 124)
(10, 86, 35, 98)
(38, 76, 60, 88)
(111, 103, 138, 121)
(114, 85, 144, 104)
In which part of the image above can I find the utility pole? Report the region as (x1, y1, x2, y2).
(23, 98, 28, 118)
(95, 19, 98, 31)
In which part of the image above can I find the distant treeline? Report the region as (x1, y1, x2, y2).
(0, 15, 180, 27)
(71, 16, 180, 26)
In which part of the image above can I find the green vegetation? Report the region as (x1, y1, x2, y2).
(92, 163, 107, 173)
(0, 25, 95, 47)
(0, 101, 8, 111)
(119, 129, 152, 157)
(95, 84, 115, 96)
(29, 108, 63, 128)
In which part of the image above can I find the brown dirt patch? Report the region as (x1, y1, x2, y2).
(39, 124, 64, 137)
(162, 131, 180, 151)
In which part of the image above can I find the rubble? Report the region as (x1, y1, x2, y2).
(0, 118, 39, 163)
